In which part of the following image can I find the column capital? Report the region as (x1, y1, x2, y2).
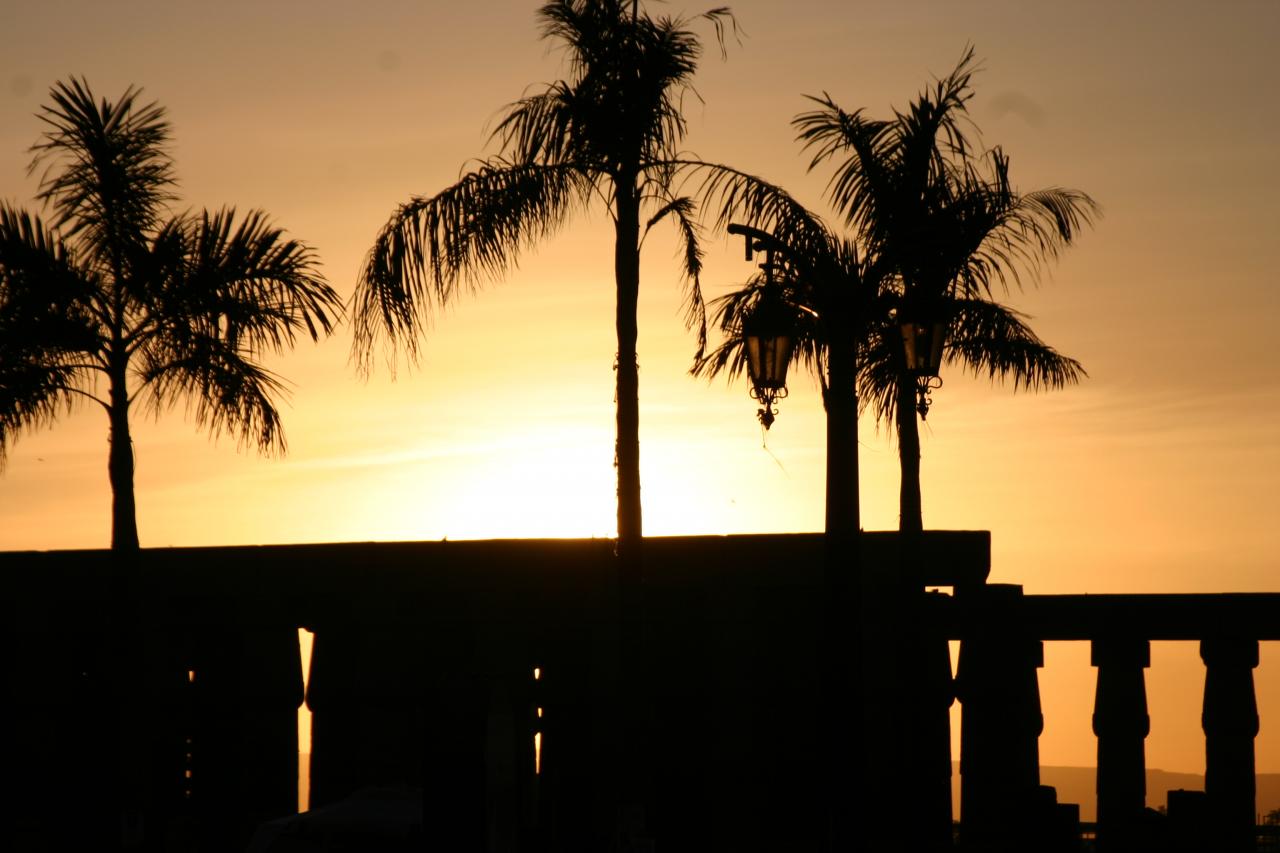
(1200, 637, 1259, 669)
(1091, 637, 1150, 669)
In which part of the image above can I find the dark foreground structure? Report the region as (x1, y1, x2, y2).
(0, 533, 1274, 851)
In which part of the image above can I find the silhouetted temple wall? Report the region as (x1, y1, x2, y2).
(0, 534, 1275, 851)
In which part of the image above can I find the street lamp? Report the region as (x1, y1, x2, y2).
(742, 269, 795, 430)
(727, 224, 800, 430)
(898, 304, 948, 418)
(725, 221, 862, 851)
(723, 225, 965, 849)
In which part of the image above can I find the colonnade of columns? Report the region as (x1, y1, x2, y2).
(954, 584, 1262, 851)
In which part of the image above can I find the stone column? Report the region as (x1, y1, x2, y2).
(955, 584, 1044, 850)
(1091, 637, 1150, 850)
(1201, 636, 1259, 853)
(903, 596, 956, 852)
(858, 586, 955, 852)
(180, 617, 303, 852)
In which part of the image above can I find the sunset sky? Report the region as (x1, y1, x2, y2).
(2, 1, 1278, 780)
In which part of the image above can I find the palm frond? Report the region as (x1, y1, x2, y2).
(983, 182, 1100, 279)
(179, 208, 340, 346)
(0, 205, 98, 315)
(697, 7, 739, 59)
(677, 159, 835, 262)
(0, 204, 104, 462)
(855, 324, 904, 427)
(29, 77, 175, 265)
(794, 97, 894, 232)
(352, 160, 591, 373)
(131, 207, 338, 427)
(932, 151, 1100, 299)
(946, 298, 1086, 391)
(644, 193, 706, 350)
(890, 45, 980, 178)
(491, 83, 578, 166)
(794, 47, 986, 263)
(529, 1, 731, 170)
(691, 279, 755, 381)
(139, 331, 290, 454)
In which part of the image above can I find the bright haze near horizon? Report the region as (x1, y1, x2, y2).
(2, 0, 1278, 783)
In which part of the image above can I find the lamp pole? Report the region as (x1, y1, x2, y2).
(727, 223, 862, 850)
(726, 222, 862, 532)
(728, 230, 954, 849)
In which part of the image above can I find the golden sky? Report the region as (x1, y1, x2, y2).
(2, 1, 1279, 777)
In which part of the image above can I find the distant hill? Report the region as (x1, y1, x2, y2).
(950, 764, 1280, 823)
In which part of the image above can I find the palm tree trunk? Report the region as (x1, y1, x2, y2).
(614, 176, 643, 549)
(108, 358, 139, 552)
(824, 336, 859, 537)
(612, 171, 649, 838)
(897, 374, 923, 533)
(822, 330, 862, 848)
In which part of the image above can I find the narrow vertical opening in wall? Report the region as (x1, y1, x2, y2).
(1258, 642, 1280, 782)
(298, 628, 314, 813)
(1145, 641, 1204, 792)
(533, 666, 543, 775)
(184, 666, 196, 800)
(183, 731, 194, 800)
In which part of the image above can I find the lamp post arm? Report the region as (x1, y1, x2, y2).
(727, 222, 828, 275)
(727, 222, 810, 267)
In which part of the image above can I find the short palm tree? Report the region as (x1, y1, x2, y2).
(857, 290, 1086, 531)
(0, 78, 342, 551)
(687, 176, 880, 535)
(796, 48, 1096, 531)
(692, 48, 1097, 532)
(350, 0, 734, 554)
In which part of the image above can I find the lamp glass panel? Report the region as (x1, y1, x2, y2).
(765, 335, 792, 388)
(745, 333, 791, 390)
(900, 322, 945, 376)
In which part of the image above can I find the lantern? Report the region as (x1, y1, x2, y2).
(742, 286, 795, 429)
(899, 318, 947, 378)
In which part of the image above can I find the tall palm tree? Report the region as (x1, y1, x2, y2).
(351, 0, 734, 552)
(692, 48, 1096, 532)
(0, 78, 342, 551)
(349, 4, 733, 837)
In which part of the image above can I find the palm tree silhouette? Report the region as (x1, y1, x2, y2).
(858, 293, 1086, 532)
(692, 48, 1097, 532)
(0, 79, 342, 551)
(350, 0, 735, 553)
(350, 4, 735, 838)
(796, 48, 1097, 532)
(688, 189, 877, 535)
